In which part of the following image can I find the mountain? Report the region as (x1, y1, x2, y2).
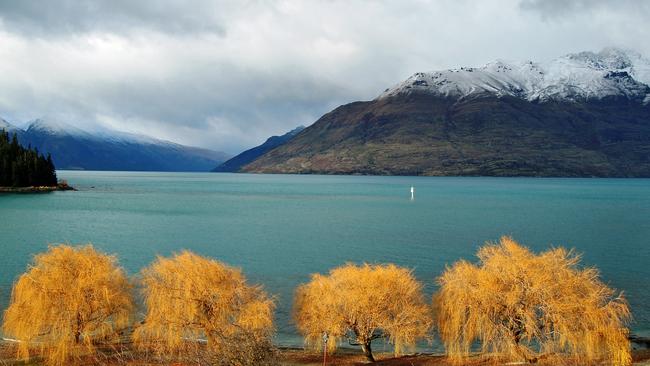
(212, 126, 305, 172)
(378, 48, 650, 103)
(242, 48, 650, 177)
(0, 118, 19, 133)
(1, 119, 230, 172)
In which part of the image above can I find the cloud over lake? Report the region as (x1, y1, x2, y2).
(0, 0, 648, 153)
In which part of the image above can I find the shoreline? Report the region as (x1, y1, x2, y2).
(0, 182, 75, 193)
(1, 342, 649, 365)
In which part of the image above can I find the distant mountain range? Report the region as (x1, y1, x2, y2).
(0, 119, 230, 172)
(3, 48, 649, 177)
(240, 48, 650, 177)
(212, 126, 304, 172)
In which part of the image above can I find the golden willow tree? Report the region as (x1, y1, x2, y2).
(435, 236, 631, 366)
(293, 263, 432, 362)
(2, 245, 134, 366)
(133, 251, 276, 365)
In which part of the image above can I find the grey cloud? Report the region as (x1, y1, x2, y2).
(93, 70, 350, 152)
(0, 48, 353, 152)
(0, 0, 226, 36)
(519, 0, 650, 19)
(0, 0, 648, 153)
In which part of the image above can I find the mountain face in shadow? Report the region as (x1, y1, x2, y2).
(241, 49, 650, 177)
(212, 126, 304, 172)
(2, 119, 230, 172)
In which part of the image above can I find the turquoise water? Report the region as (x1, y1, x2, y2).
(1, 171, 649, 348)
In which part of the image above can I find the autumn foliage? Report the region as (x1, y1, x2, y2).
(2, 245, 134, 366)
(435, 237, 631, 365)
(132, 251, 276, 365)
(0, 239, 636, 365)
(293, 263, 432, 362)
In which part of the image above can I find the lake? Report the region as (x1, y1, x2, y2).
(1, 171, 649, 350)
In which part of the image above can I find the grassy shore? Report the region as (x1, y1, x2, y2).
(2, 342, 649, 366)
(279, 349, 650, 365)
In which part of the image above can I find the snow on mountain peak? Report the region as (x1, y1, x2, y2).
(0, 118, 18, 132)
(26, 118, 93, 137)
(378, 48, 650, 103)
(24, 118, 176, 146)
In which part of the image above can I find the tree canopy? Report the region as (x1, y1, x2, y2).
(293, 263, 432, 362)
(2, 244, 134, 366)
(0, 130, 57, 187)
(133, 251, 276, 365)
(435, 236, 631, 365)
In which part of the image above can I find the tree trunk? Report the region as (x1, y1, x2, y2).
(360, 340, 375, 362)
(74, 313, 82, 344)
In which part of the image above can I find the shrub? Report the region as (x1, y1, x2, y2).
(2, 244, 134, 366)
(133, 251, 276, 365)
(435, 236, 631, 365)
(293, 263, 432, 362)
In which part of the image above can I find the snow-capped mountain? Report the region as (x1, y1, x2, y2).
(0, 118, 19, 132)
(25, 118, 167, 145)
(26, 118, 95, 138)
(379, 48, 650, 103)
(241, 48, 650, 177)
(1, 118, 231, 172)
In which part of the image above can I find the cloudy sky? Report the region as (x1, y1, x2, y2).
(0, 0, 648, 153)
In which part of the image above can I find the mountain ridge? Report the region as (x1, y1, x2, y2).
(1, 118, 231, 172)
(212, 126, 305, 172)
(241, 49, 650, 177)
(378, 48, 650, 103)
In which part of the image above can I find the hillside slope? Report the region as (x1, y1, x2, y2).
(3, 119, 230, 172)
(242, 49, 650, 177)
(212, 126, 304, 172)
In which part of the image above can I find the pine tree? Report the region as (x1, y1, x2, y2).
(0, 130, 58, 187)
